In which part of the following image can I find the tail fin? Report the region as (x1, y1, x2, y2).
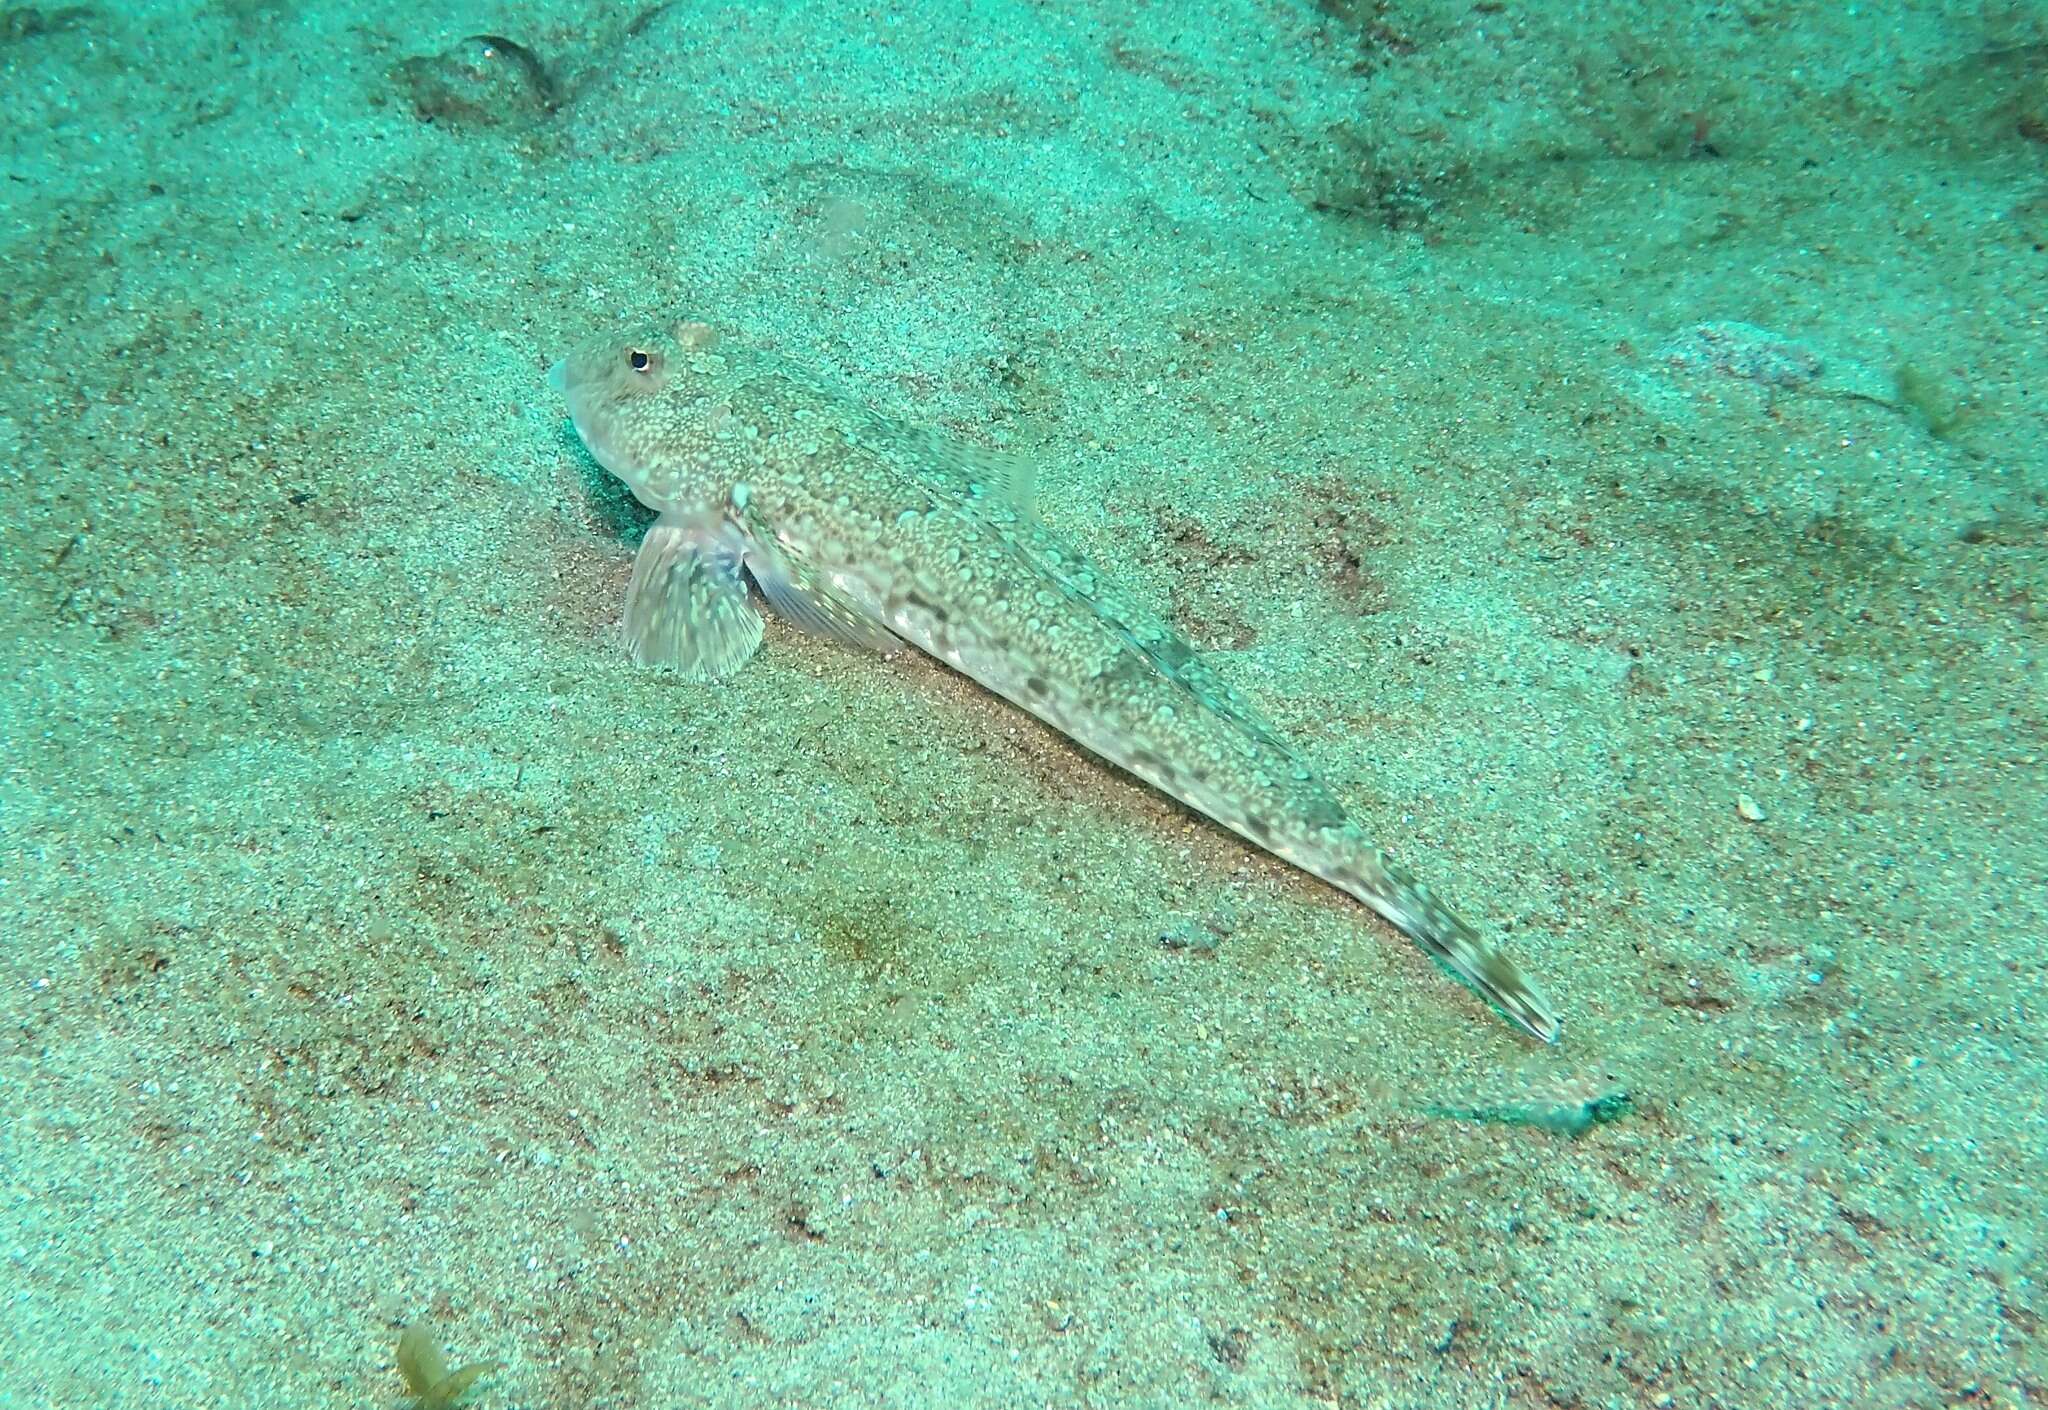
(1321, 838, 1561, 1042)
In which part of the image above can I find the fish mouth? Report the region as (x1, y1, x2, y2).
(567, 402, 622, 474)
(550, 360, 615, 468)
(560, 388, 656, 505)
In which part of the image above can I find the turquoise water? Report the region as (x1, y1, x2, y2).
(2, 2, 2042, 1406)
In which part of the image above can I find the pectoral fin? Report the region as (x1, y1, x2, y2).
(620, 513, 764, 680)
(742, 536, 904, 656)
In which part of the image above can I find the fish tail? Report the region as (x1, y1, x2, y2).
(1320, 836, 1561, 1043)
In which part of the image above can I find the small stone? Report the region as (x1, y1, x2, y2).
(1736, 793, 1766, 822)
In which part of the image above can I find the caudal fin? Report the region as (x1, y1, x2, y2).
(1322, 841, 1561, 1042)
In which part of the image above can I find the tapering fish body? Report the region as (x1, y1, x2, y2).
(552, 322, 1559, 1042)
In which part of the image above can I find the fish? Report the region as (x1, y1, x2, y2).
(550, 320, 1561, 1042)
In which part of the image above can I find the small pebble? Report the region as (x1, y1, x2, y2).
(1736, 793, 1766, 822)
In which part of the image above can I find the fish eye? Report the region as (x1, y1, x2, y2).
(626, 348, 654, 373)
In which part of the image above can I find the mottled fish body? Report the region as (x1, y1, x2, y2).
(552, 322, 1559, 1042)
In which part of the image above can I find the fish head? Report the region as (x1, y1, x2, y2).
(550, 320, 725, 511)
